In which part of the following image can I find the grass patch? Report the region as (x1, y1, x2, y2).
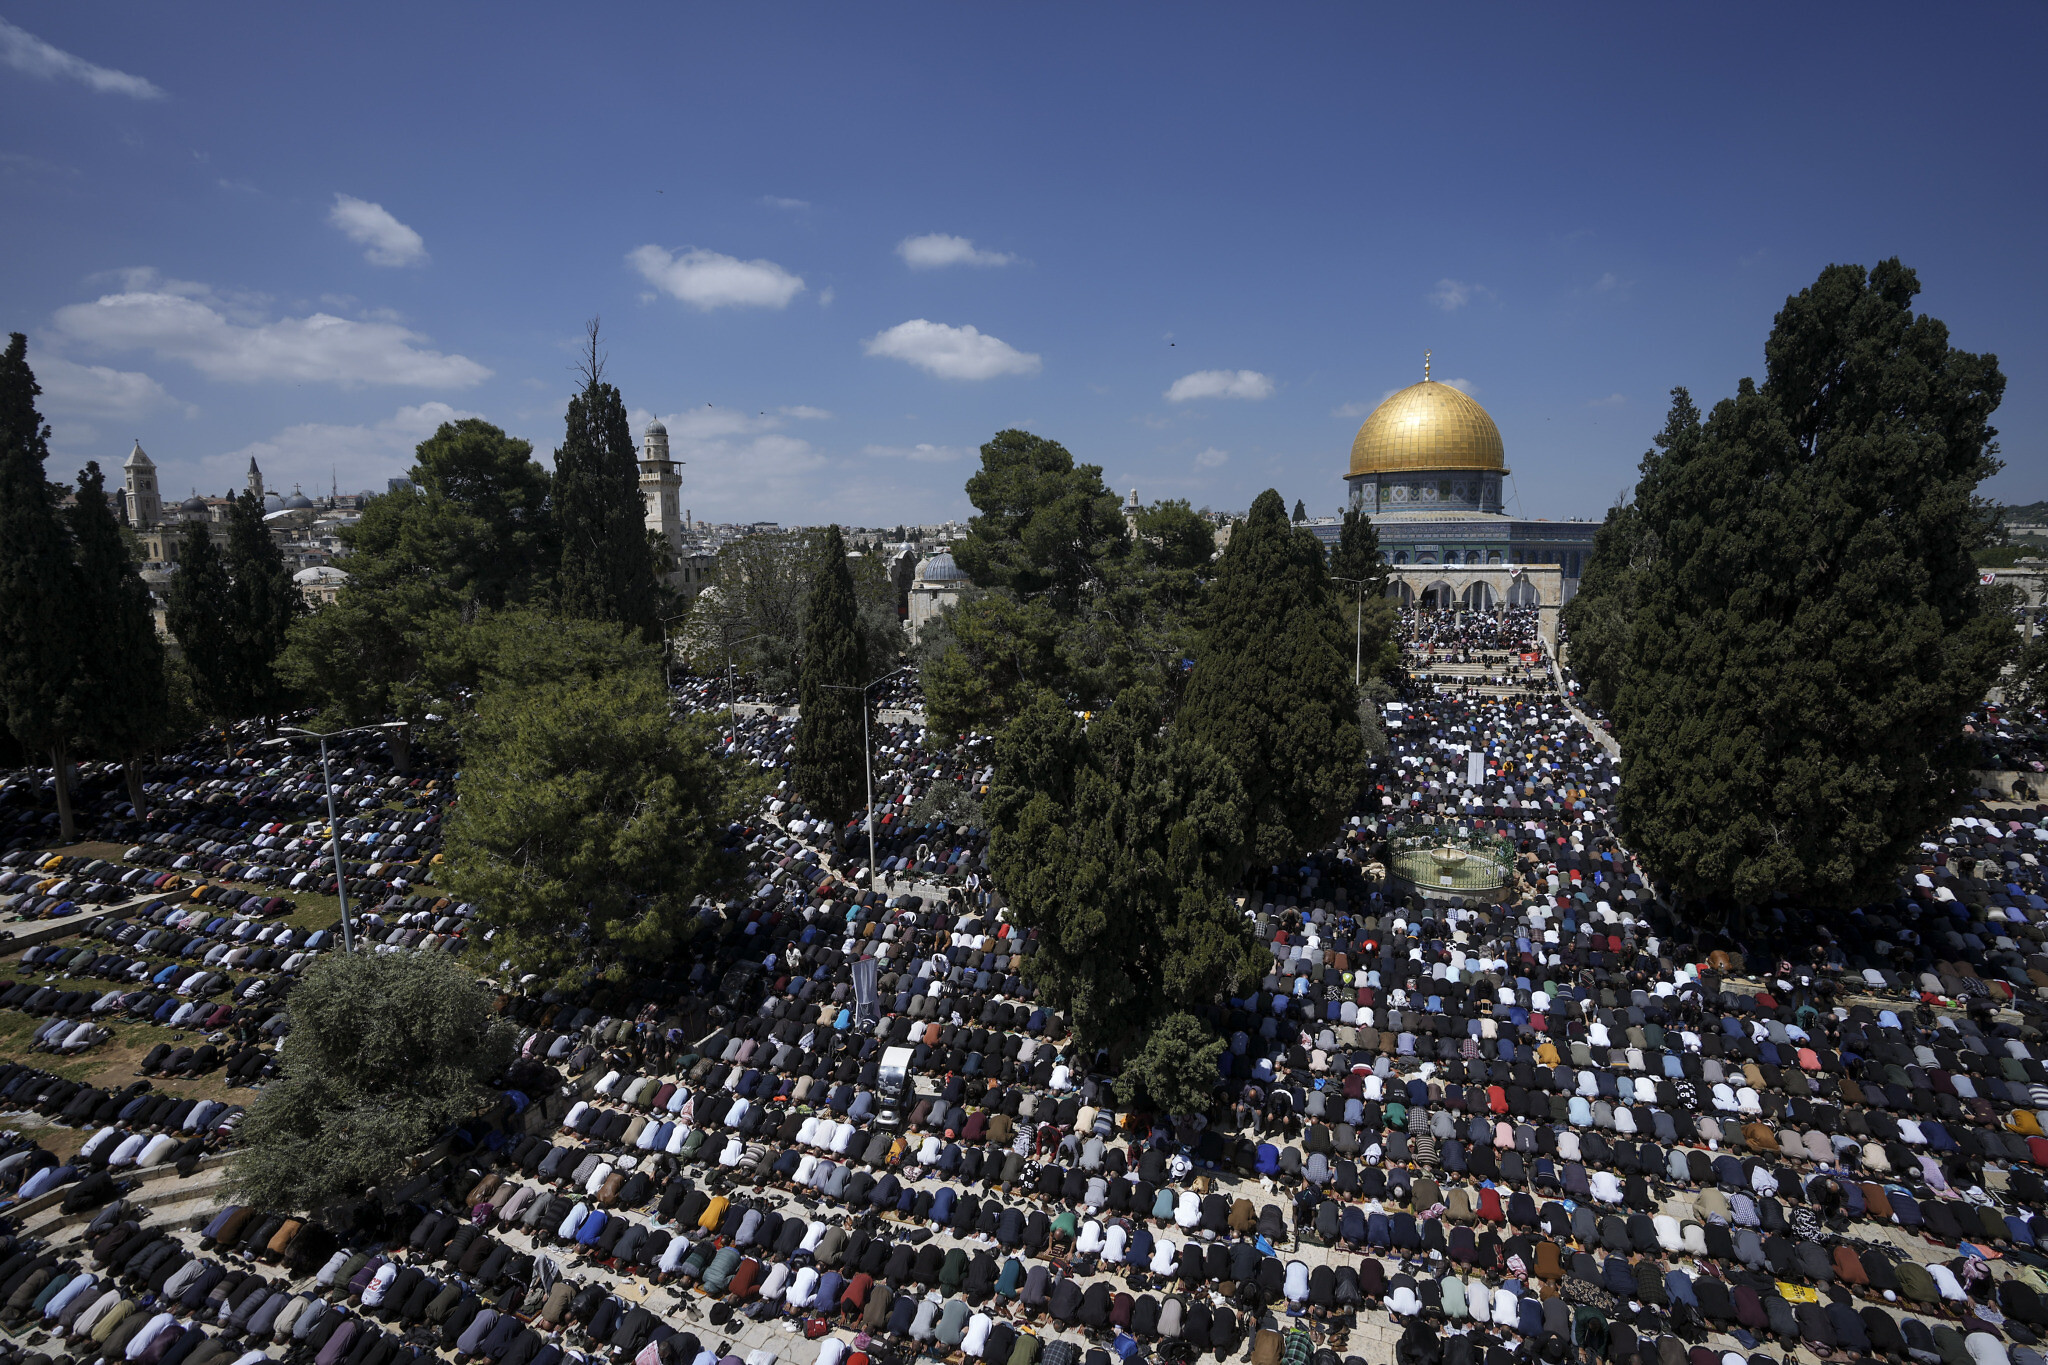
(0, 1009, 243, 1126)
(38, 841, 139, 864)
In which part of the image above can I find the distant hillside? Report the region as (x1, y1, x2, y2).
(2002, 500, 2048, 526)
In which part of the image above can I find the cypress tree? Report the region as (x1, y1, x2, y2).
(791, 524, 871, 828)
(67, 462, 167, 815)
(1559, 394, 1698, 717)
(0, 335, 81, 840)
(1326, 504, 1403, 683)
(1328, 505, 1389, 596)
(223, 488, 303, 721)
(165, 512, 236, 736)
(555, 322, 658, 639)
(1615, 260, 2012, 911)
(1178, 488, 1364, 864)
(987, 686, 1257, 1052)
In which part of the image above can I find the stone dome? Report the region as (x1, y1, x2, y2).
(179, 493, 208, 516)
(646, 418, 667, 436)
(1348, 380, 1505, 478)
(283, 487, 314, 510)
(915, 551, 969, 585)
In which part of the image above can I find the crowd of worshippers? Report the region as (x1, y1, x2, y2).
(7, 643, 2048, 1365)
(0, 1140, 351, 1365)
(0, 728, 446, 902)
(691, 702, 991, 902)
(300, 870, 2048, 1365)
(1403, 607, 1547, 658)
(1374, 691, 1619, 849)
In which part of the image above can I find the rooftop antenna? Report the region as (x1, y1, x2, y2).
(1424, 350, 1432, 383)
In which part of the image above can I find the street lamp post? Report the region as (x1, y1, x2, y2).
(823, 665, 910, 892)
(270, 721, 407, 954)
(1331, 576, 1373, 686)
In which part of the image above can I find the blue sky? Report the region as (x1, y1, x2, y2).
(2, 3, 2043, 526)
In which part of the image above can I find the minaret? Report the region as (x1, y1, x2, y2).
(122, 440, 160, 529)
(639, 419, 684, 554)
(246, 456, 265, 502)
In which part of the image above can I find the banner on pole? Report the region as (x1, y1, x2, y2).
(851, 955, 879, 1029)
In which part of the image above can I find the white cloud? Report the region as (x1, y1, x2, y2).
(1164, 369, 1273, 402)
(1444, 378, 1477, 395)
(817, 287, 835, 308)
(1429, 279, 1490, 311)
(202, 401, 482, 497)
(329, 194, 427, 267)
(1588, 393, 1626, 408)
(761, 196, 810, 210)
(52, 287, 491, 388)
(33, 356, 189, 418)
(1194, 447, 1229, 468)
(896, 233, 1016, 270)
(89, 267, 219, 301)
(1333, 401, 1375, 419)
(864, 442, 965, 463)
(634, 406, 829, 515)
(1593, 272, 1619, 292)
(0, 18, 162, 99)
(863, 319, 1040, 381)
(0, 150, 77, 178)
(780, 405, 832, 420)
(627, 245, 805, 310)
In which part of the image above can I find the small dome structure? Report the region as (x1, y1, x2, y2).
(179, 493, 208, 516)
(915, 551, 969, 585)
(283, 485, 314, 510)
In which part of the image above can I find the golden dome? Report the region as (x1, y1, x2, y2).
(1348, 380, 1505, 478)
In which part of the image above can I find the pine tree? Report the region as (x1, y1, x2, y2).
(0, 336, 81, 840)
(409, 418, 554, 609)
(952, 429, 1126, 612)
(67, 462, 167, 815)
(1178, 488, 1365, 863)
(442, 656, 740, 983)
(224, 488, 303, 721)
(1614, 260, 2013, 910)
(165, 514, 236, 735)
(791, 524, 871, 828)
(555, 321, 658, 639)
